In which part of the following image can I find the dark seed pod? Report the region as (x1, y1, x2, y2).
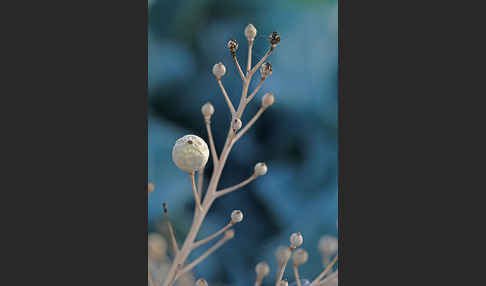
(227, 39, 238, 55)
(269, 32, 280, 46)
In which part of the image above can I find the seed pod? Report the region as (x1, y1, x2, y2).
(201, 102, 214, 118)
(292, 248, 309, 265)
(269, 32, 280, 47)
(262, 93, 275, 108)
(318, 235, 338, 255)
(245, 24, 257, 41)
(231, 210, 243, 223)
(195, 278, 208, 286)
(172, 135, 209, 173)
(290, 232, 303, 248)
(212, 62, 226, 79)
(254, 162, 268, 176)
(255, 261, 270, 277)
(227, 39, 238, 54)
(260, 62, 272, 79)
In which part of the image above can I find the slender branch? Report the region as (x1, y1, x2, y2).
(232, 54, 246, 81)
(293, 265, 302, 286)
(316, 271, 338, 286)
(197, 168, 204, 196)
(247, 40, 254, 73)
(217, 79, 236, 116)
(163, 30, 277, 286)
(205, 119, 219, 165)
(233, 107, 266, 142)
(216, 174, 257, 197)
(249, 47, 273, 77)
(247, 78, 265, 103)
(192, 222, 233, 249)
(310, 255, 338, 286)
(275, 247, 293, 286)
(190, 172, 203, 211)
(177, 234, 232, 278)
(163, 203, 179, 255)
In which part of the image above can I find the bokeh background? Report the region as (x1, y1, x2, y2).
(148, 0, 338, 285)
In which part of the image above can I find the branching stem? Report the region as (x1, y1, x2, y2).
(192, 222, 233, 249)
(217, 79, 236, 116)
(310, 255, 338, 286)
(216, 174, 257, 197)
(205, 119, 219, 165)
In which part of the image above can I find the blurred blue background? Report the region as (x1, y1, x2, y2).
(148, 0, 338, 285)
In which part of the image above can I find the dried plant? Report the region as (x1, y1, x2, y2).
(148, 23, 338, 286)
(149, 23, 279, 286)
(254, 233, 339, 286)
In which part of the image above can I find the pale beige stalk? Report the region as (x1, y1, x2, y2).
(275, 247, 293, 286)
(162, 28, 276, 286)
(309, 255, 338, 286)
(293, 265, 302, 286)
(191, 222, 233, 249)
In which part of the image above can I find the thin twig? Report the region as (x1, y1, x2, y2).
(247, 78, 265, 103)
(293, 264, 302, 286)
(233, 107, 266, 142)
(177, 235, 232, 278)
(316, 271, 338, 286)
(190, 172, 203, 211)
(163, 203, 179, 255)
(205, 119, 219, 164)
(216, 174, 257, 197)
(310, 255, 338, 286)
(232, 54, 246, 81)
(192, 222, 233, 249)
(197, 168, 204, 196)
(162, 30, 277, 286)
(247, 40, 254, 73)
(249, 47, 273, 77)
(217, 79, 236, 116)
(275, 248, 292, 286)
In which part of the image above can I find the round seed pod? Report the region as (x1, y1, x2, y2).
(292, 248, 309, 265)
(195, 278, 208, 286)
(255, 261, 270, 278)
(201, 102, 214, 118)
(245, 24, 257, 41)
(172, 135, 209, 173)
(290, 232, 303, 248)
(212, 62, 226, 79)
(260, 62, 272, 79)
(262, 93, 275, 108)
(227, 39, 238, 54)
(231, 210, 243, 223)
(318, 235, 338, 255)
(269, 32, 280, 47)
(254, 162, 268, 176)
